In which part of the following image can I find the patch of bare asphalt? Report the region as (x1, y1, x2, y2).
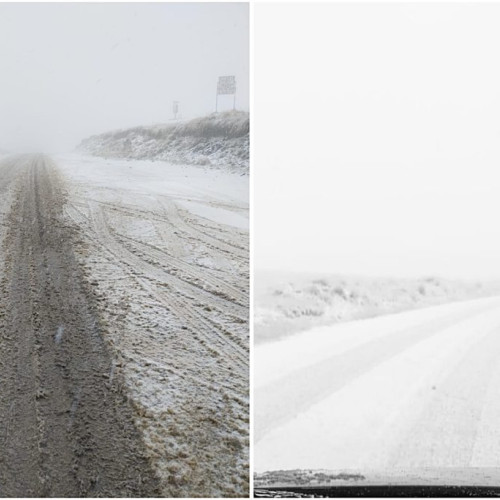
(0, 155, 160, 497)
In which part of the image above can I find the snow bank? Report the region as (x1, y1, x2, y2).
(77, 111, 249, 174)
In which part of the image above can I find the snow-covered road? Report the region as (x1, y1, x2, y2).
(255, 295, 500, 473)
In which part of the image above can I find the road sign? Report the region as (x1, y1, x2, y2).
(216, 76, 236, 112)
(217, 76, 236, 95)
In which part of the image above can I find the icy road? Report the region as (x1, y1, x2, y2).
(255, 295, 500, 474)
(0, 154, 249, 497)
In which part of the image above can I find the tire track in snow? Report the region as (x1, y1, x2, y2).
(0, 156, 160, 497)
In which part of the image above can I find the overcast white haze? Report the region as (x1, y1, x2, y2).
(0, 2, 248, 153)
(255, 2, 500, 281)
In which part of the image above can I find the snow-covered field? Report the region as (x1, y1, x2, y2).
(56, 153, 249, 497)
(255, 295, 500, 475)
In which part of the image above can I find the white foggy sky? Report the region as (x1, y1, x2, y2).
(255, 2, 500, 281)
(0, 2, 248, 152)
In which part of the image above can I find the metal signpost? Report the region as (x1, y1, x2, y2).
(216, 75, 236, 112)
(172, 101, 179, 120)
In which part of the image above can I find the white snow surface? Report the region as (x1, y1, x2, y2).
(58, 153, 248, 220)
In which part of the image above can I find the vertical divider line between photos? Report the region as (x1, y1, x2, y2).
(249, 0, 255, 497)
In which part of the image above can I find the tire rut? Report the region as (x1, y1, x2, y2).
(0, 155, 160, 497)
(86, 202, 249, 366)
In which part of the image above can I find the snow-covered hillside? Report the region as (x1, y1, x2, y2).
(255, 271, 500, 344)
(77, 111, 249, 174)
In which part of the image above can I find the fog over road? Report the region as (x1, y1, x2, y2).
(0, 155, 160, 496)
(255, 296, 500, 474)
